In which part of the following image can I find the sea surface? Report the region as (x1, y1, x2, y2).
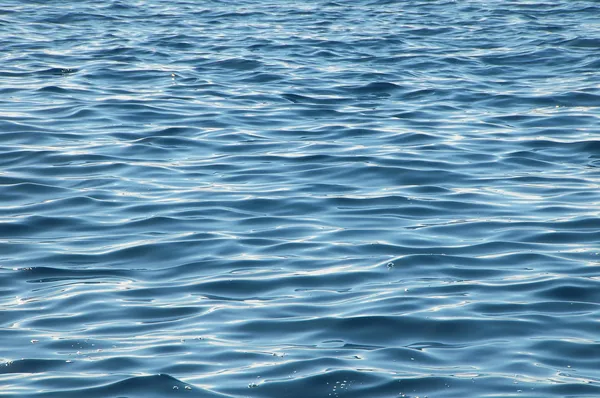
(1, 1, 599, 397)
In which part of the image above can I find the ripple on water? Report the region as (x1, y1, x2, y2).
(1, 0, 599, 397)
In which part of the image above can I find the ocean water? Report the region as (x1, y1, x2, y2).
(1, 0, 599, 397)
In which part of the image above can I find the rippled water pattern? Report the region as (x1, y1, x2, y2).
(1, 1, 600, 397)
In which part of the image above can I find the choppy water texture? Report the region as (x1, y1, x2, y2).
(1, 1, 600, 397)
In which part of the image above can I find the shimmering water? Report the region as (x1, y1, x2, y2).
(1, 1, 600, 397)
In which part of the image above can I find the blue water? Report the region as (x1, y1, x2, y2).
(1, 1, 600, 397)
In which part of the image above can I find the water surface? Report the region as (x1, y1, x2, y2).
(1, 1, 599, 397)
